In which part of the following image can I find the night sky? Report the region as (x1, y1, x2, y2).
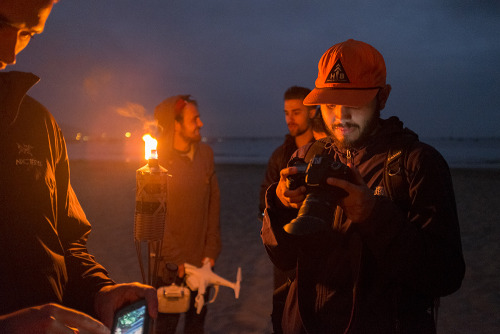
(12, 0, 500, 140)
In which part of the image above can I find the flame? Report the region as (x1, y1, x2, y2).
(142, 134, 158, 160)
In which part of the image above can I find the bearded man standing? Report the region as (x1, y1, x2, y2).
(258, 86, 317, 333)
(154, 95, 221, 334)
(259, 86, 317, 220)
(261, 39, 465, 334)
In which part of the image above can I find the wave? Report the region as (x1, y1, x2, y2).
(66, 136, 500, 169)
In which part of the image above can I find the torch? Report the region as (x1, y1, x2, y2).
(134, 134, 169, 286)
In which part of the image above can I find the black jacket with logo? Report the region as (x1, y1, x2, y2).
(0, 71, 114, 316)
(261, 117, 465, 333)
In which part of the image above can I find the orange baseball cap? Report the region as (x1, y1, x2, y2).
(303, 39, 386, 107)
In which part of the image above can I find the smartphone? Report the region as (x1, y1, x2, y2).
(111, 299, 150, 334)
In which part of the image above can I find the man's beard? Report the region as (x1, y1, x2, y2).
(330, 117, 380, 150)
(180, 129, 202, 144)
(288, 119, 311, 138)
(289, 126, 309, 138)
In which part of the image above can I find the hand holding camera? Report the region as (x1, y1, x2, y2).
(276, 166, 307, 210)
(325, 162, 377, 223)
(283, 154, 352, 235)
(277, 153, 376, 235)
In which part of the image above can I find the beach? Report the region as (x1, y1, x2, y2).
(69, 161, 500, 334)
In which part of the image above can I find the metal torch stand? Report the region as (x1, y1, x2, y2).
(134, 163, 168, 287)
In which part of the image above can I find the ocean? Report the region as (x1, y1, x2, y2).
(66, 136, 500, 169)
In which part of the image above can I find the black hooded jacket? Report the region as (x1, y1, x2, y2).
(261, 117, 465, 333)
(259, 135, 299, 216)
(0, 71, 114, 316)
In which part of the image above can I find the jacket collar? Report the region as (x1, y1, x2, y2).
(0, 71, 40, 127)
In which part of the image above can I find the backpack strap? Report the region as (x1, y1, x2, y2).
(383, 132, 441, 326)
(383, 132, 417, 212)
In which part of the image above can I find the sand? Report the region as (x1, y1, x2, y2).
(69, 161, 500, 334)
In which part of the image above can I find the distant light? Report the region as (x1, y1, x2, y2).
(83, 136, 89, 142)
(125, 132, 132, 138)
(76, 132, 82, 141)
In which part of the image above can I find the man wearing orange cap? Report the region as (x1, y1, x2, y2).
(0, 1, 157, 332)
(261, 39, 465, 333)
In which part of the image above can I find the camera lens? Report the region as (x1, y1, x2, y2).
(283, 188, 336, 235)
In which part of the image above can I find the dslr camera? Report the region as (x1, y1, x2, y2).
(284, 154, 351, 235)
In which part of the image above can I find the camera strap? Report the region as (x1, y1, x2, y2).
(303, 137, 332, 162)
(302, 137, 345, 232)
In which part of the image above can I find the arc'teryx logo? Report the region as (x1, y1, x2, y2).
(325, 59, 350, 84)
(16, 143, 42, 167)
(17, 143, 33, 156)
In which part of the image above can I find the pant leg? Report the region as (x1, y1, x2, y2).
(272, 267, 295, 334)
(154, 312, 181, 334)
(183, 286, 212, 334)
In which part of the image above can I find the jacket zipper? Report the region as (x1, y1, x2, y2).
(346, 149, 354, 165)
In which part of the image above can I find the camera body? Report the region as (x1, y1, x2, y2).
(286, 155, 351, 191)
(284, 154, 352, 235)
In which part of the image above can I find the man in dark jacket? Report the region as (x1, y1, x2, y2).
(0, 1, 157, 332)
(259, 86, 316, 333)
(261, 39, 465, 333)
(259, 86, 317, 220)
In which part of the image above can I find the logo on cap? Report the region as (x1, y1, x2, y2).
(325, 59, 350, 84)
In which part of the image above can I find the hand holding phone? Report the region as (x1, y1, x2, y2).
(111, 299, 150, 334)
